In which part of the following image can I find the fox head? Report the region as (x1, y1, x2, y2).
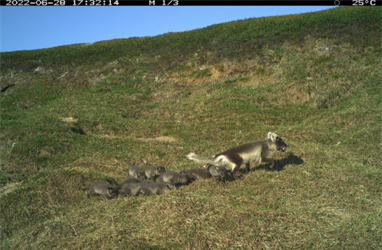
(268, 132, 288, 152)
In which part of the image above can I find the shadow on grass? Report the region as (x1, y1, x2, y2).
(257, 153, 304, 172)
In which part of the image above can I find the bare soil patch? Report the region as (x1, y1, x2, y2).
(60, 117, 78, 123)
(137, 136, 176, 143)
(1, 182, 21, 197)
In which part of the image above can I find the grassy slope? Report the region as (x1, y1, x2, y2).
(1, 7, 381, 249)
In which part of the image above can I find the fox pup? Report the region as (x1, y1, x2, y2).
(145, 165, 166, 180)
(181, 165, 226, 181)
(157, 171, 192, 186)
(139, 182, 175, 195)
(82, 182, 118, 200)
(126, 164, 146, 181)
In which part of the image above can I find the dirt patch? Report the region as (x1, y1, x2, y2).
(1, 182, 22, 197)
(137, 136, 176, 143)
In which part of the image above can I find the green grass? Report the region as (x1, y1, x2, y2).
(1, 6, 381, 249)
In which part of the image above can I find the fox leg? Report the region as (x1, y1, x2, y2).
(231, 165, 240, 180)
(260, 150, 275, 168)
(261, 157, 275, 168)
(87, 190, 94, 199)
(231, 161, 245, 180)
(245, 163, 251, 173)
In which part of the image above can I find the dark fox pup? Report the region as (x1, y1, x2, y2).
(126, 164, 146, 181)
(157, 171, 192, 186)
(110, 177, 142, 186)
(181, 165, 226, 181)
(187, 132, 288, 180)
(82, 182, 118, 200)
(145, 165, 166, 180)
(139, 182, 175, 195)
(118, 182, 146, 197)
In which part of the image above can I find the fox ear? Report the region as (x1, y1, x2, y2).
(268, 132, 276, 142)
(268, 132, 279, 142)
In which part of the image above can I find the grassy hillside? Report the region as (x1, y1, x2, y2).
(1, 6, 381, 249)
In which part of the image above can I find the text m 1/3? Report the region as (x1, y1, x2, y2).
(149, 0, 179, 5)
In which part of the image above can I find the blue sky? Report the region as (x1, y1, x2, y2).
(0, 6, 335, 52)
